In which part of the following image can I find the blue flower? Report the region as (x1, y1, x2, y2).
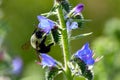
(72, 4, 84, 15)
(75, 43, 95, 65)
(12, 57, 23, 75)
(37, 16, 55, 34)
(66, 20, 78, 31)
(39, 53, 57, 67)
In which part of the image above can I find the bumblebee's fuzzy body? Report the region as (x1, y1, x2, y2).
(30, 30, 53, 53)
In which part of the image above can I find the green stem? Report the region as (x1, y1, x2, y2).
(55, 1, 73, 80)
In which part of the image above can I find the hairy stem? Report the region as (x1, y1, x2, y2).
(55, 1, 73, 80)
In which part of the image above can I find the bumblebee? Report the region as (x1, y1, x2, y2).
(30, 29, 54, 53)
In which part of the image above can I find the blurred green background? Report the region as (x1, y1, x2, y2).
(1, 0, 120, 80)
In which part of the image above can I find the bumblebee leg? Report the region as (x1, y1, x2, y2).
(41, 36, 47, 44)
(47, 43, 54, 47)
(35, 41, 40, 50)
(35, 50, 41, 62)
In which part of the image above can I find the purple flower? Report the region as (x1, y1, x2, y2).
(37, 16, 55, 34)
(39, 54, 57, 67)
(75, 43, 95, 65)
(68, 4, 84, 17)
(12, 57, 23, 75)
(73, 4, 84, 15)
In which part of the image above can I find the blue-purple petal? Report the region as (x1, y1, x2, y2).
(66, 21, 78, 31)
(75, 43, 94, 65)
(70, 22, 78, 29)
(12, 57, 23, 75)
(85, 58, 95, 65)
(37, 16, 55, 34)
(40, 54, 57, 67)
(73, 4, 84, 14)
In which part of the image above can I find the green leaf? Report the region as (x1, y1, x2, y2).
(72, 57, 94, 80)
(70, 32, 92, 40)
(84, 70, 93, 80)
(45, 67, 60, 80)
(61, 0, 70, 13)
(72, 19, 92, 23)
(50, 4, 59, 12)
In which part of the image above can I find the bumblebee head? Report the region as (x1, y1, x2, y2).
(30, 30, 45, 49)
(35, 31, 43, 39)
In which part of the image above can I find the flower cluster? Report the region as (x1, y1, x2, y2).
(0, 22, 23, 79)
(0, 50, 23, 76)
(37, 4, 84, 34)
(35, 4, 85, 68)
(66, 4, 84, 31)
(30, 1, 102, 80)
